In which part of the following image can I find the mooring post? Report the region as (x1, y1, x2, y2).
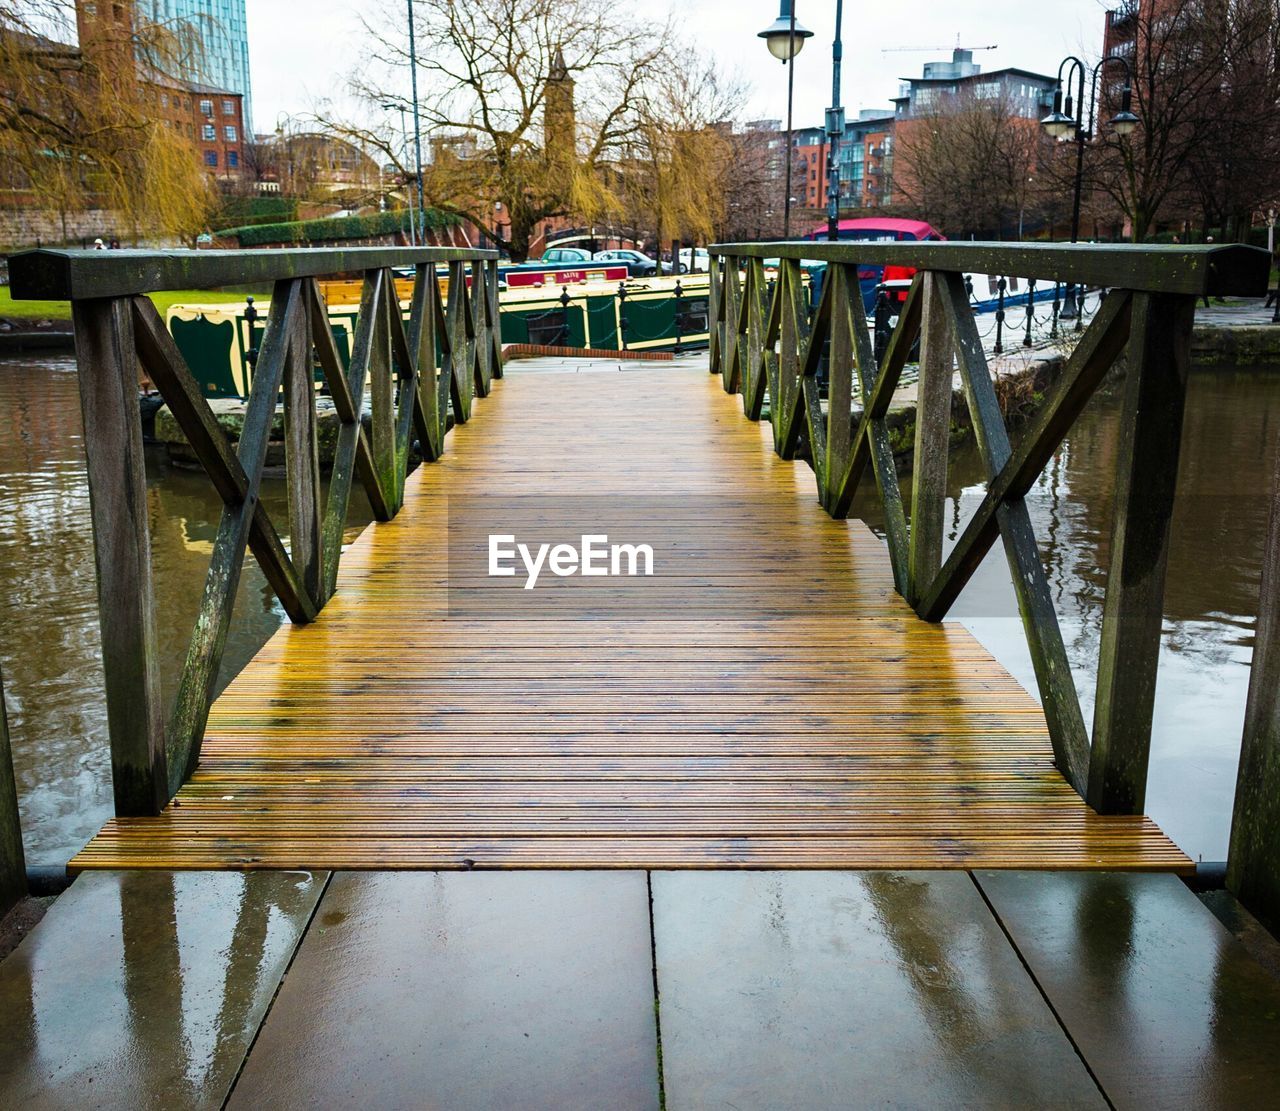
(1024, 279, 1036, 347)
(1227, 446, 1280, 932)
(672, 279, 684, 355)
(994, 277, 1006, 355)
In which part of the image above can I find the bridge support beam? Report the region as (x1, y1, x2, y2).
(72, 297, 170, 817)
(1228, 445, 1280, 932)
(1087, 292, 1195, 814)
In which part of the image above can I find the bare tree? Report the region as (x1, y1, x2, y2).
(327, 0, 667, 260)
(894, 88, 1044, 238)
(1089, 0, 1280, 240)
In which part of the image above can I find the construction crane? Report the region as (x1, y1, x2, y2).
(881, 39, 998, 54)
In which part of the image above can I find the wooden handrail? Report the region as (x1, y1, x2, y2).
(7, 245, 498, 300)
(708, 240, 1268, 297)
(709, 240, 1279, 930)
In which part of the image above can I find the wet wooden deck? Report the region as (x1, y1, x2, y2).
(71, 368, 1189, 872)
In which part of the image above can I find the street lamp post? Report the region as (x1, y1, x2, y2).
(407, 0, 428, 245)
(758, 1, 813, 239)
(1041, 54, 1138, 319)
(826, 1, 844, 242)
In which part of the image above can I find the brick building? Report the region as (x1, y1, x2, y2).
(76, 0, 245, 182)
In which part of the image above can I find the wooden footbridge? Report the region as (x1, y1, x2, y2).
(1, 243, 1279, 1107)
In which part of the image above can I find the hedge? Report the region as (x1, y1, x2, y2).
(217, 208, 459, 247)
(214, 196, 298, 229)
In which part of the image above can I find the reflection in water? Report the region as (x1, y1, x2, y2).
(856, 368, 1280, 860)
(0, 354, 370, 864)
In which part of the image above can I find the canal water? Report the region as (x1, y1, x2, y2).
(0, 352, 1276, 865)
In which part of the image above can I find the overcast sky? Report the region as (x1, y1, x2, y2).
(247, 0, 1115, 138)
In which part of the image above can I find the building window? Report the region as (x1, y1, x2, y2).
(160, 92, 169, 108)
(227, 150, 239, 168)
(222, 99, 235, 115)
(224, 125, 237, 142)
(200, 98, 213, 117)
(204, 150, 218, 167)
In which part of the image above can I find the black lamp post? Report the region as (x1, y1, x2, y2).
(407, 0, 428, 245)
(758, 1, 813, 239)
(1041, 54, 1138, 319)
(825, 1, 844, 241)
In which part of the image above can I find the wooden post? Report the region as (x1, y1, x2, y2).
(1087, 292, 1196, 814)
(907, 272, 953, 606)
(284, 281, 324, 605)
(708, 257, 722, 374)
(0, 672, 26, 913)
(71, 297, 169, 816)
(370, 270, 399, 513)
(1227, 448, 1280, 930)
(823, 264, 854, 512)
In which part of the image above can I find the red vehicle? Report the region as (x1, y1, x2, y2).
(805, 217, 945, 310)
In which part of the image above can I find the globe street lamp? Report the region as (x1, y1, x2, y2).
(758, 1, 813, 238)
(1041, 53, 1139, 319)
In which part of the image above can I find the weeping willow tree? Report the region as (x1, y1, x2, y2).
(0, 0, 214, 243)
(622, 57, 746, 257)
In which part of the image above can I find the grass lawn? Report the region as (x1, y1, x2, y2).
(0, 285, 266, 323)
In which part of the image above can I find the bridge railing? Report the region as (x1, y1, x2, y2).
(708, 239, 1280, 925)
(0, 247, 500, 889)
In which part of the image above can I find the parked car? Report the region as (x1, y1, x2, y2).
(593, 248, 658, 277)
(540, 246, 593, 265)
(678, 247, 710, 273)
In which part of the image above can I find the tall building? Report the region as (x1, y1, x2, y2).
(838, 111, 895, 208)
(137, 0, 252, 133)
(76, 0, 246, 180)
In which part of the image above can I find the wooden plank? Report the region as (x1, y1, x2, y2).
(70, 297, 168, 816)
(907, 272, 952, 606)
(1087, 293, 1196, 815)
(0, 672, 25, 913)
(1227, 444, 1280, 932)
(975, 870, 1280, 1108)
(652, 871, 1104, 1108)
(227, 873, 659, 1109)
